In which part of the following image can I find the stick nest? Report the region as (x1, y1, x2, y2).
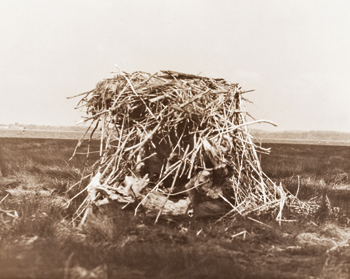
(69, 70, 312, 223)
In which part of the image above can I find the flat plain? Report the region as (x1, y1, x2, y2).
(1, 135, 350, 278)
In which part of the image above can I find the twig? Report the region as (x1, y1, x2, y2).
(0, 193, 9, 204)
(231, 230, 247, 241)
(296, 175, 300, 198)
(66, 90, 93, 99)
(247, 216, 273, 229)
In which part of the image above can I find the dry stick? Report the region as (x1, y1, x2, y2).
(261, 171, 277, 187)
(105, 127, 142, 184)
(112, 114, 126, 172)
(69, 120, 94, 160)
(250, 171, 271, 202)
(211, 115, 224, 148)
(251, 176, 274, 202)
(164, 121, 187, 174)
(251, 140, 271, 154)
(107, 129, 137, 185)
(76, 202, 92, 228)
(258, 140, 262, 164)
(238, 119, 277, 128)
(276, 183, 286, 225)
(133, 152, 157, 170)
(134, 160, 182, 216)
(231, 176, 240, 208)
(86, 120, 100, 158)
(0, 193, 9, 204)
(137, 72, 157, 87)
(0, 208, 18, 218)
(233, 181, 244, 206)
(215, 200, 246, 223)
(154, 162, 182, 223)
(104, 122, 113, 152)
(65, 185, 91, 208)
(66, 89, 94, 99)
(244, 121, 266, 203)
(125, 121, 162, 158)
(187, 136, 200, 178)
(154, 144, 190, 223)
(296, 175, 301, 198)
(116, 65, 156, 119)
(74, 103, 89, 110)
(247, 200, 280, 215)
(104, 160, 118, 185)
(213, 113, 239, 138)
(180, 149, 192, 178)
(237, 139, 246, 190)
(231, 231, 247, 241)
(247, 160, 271, 203)
(327, 239, 349, 253)
(168, 179, 214, 196)
(214, 130, 254, 147)
(73, 199, 90, 223)
(247, 216, 274, 229)
(70, 195, 90, 225)
(222, 101, 230, 146)
(240, 89, 255, 94)
(99, 155, 113, 171)
(219, 194, 243, 216)
(112, 84, 128, 108)
(212, 119, 277, 134)
(65, 174, 91, 194)
(101, 156, 115, 179)
(179, 88, 211, 108)
(100, 114, 105, 157)
(161, 70, 205, 79)
(79, 109, 110, 122)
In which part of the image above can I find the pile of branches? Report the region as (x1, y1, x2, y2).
(68, 70, 311, 225)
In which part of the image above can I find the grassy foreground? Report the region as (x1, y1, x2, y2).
(1, 138, 350, 278)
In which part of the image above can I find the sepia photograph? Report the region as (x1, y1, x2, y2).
(1, 1, 350, 278)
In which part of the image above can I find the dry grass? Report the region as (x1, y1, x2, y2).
(1, 138, 350, 278)
(261, 143, 350, 182)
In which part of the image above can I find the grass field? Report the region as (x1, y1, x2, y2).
(1, 138, 350, 278)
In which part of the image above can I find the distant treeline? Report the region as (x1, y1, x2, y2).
(0, 123, 86, 131)
(1, 124, 349, 142)
(252, 129, 350, 142)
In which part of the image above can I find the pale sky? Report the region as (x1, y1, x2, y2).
(1, 0, 350, 132)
